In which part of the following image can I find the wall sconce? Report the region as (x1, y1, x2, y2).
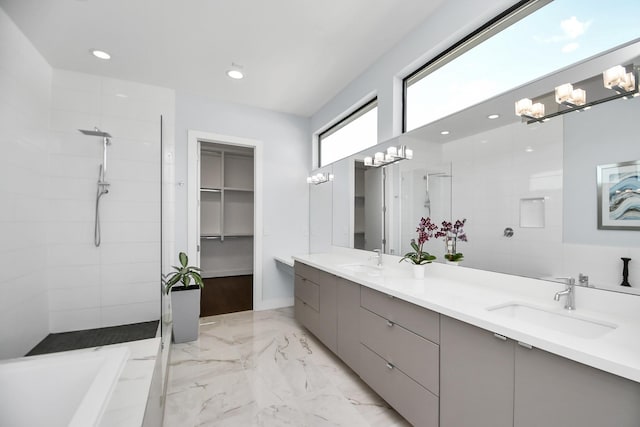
(554, 83, 586, 107)
(603, 65, 636, 94)
(306, 172, 333, 185)
(515, 98, 545, 120)
(364, 145, 413, 168)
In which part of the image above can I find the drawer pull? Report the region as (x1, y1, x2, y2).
(517, 341, 533, 350)
(386, 362, 395, 370)
(493, 333, 507, 341)
(386, 320, 394, 327)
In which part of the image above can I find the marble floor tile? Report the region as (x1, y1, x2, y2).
(163, 307, 410, 427)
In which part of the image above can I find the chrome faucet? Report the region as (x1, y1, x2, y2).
(554, 277, 575, 310)
(371, 249, 383, 267)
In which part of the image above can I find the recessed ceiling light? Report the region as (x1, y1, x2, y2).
(440, 130, 450, 135)
(91, 49, 111, 60)
(226, 63, 244, 80)
(525, 146, 534, 152)
(226, 69, 244, 80)
(487, 114, 500, 119)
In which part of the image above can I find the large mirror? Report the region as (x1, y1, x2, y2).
(315, 39, 640, 295)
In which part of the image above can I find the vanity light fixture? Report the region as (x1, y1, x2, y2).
(515, 98, 545, 120)
(364, 145, 413, 168)
(554, 83, 586, 107)
(91, 49, 111, 60)
(603, 65, 636, 95)
(306, 172, 333, 185)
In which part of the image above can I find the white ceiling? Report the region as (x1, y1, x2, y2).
(0, 0, 445, 117)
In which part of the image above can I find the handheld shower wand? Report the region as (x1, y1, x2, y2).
(79, 128, 112, 247)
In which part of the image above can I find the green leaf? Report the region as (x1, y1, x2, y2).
(179, 252, 188, 268)
(190, 272, 205, 288)
(410, 241, 419, 252)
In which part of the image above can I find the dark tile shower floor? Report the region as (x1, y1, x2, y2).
(26, 320, 159, 356)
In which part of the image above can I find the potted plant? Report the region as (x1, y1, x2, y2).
(436, 218, 468, 265)
(399, 217, 437, 279)
(164, 252, 204, 343)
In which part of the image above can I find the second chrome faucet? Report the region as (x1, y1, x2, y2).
(554, 277, 575, 310)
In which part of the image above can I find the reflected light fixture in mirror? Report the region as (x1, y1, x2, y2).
(515, 98, 545, 120)
(555, 83, 586, 107)
(307, 172, 333, 185)
(364, 145, 413, 167)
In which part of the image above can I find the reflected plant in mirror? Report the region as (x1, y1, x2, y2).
(436, 219, 467, 263)
(400, 217, 438, 265)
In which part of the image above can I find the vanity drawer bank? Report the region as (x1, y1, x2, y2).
(292, 250, 640, 427)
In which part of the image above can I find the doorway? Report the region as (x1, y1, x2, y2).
(187, 131, 264, 315)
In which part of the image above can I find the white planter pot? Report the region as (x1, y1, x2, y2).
(446, 260, 460, 266)
(171, 286, 201, 343)
(413, 264, 426, 279)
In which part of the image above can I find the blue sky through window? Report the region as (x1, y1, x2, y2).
(406, 0, 640, 131)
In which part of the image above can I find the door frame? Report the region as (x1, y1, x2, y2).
(187, 130, 264, 310)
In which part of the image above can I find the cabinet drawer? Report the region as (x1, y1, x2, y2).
(294, 297, 319, 335)
(294, 275, 320, 311)
(359, 344, 439, 427)
(360, 307, 439, 395)
(294, 262, 322, 285)
(361, 286, 440, 344)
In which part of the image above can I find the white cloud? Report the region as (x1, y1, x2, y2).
(560, 16, 591, 39)
(534, 16, 592, 44)
(562, 42, 579, 53)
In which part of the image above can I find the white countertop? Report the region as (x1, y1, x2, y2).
(293, 248, 640, 383)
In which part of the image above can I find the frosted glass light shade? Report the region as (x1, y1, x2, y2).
(603, 65, 626, 88)
(515, 98, 533, 116)
(555, 83, 573, 103)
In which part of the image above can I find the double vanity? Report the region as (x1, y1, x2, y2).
(293, 248, 640, 427)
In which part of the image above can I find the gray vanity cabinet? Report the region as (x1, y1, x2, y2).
(441, 315, 640, 427)
(336, 277, 360, 371)
(514, 345, 640, 427)
(358, 287, 440, 427)
(440, 316, 514, 427)
(294, 262, 337, 353)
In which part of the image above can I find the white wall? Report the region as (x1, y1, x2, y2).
(310, 0, 518, 150)
(48, 69, 175, 332)
(563, 96, 640, 291)
(0, 7, 52, 358)
(175, 93, 310, 307)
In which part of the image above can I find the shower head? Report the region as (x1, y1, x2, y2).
(78, 128, 112, 138)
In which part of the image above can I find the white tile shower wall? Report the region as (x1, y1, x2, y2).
(443, 120, 564, 278)
(48, 69, 175, 332)
(0, 8, 51, 358)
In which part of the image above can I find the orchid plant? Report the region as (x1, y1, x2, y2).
(399, 217, 438, 265)
(436, 218, 468, 262)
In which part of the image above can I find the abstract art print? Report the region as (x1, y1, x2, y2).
(597, 160, 640, 230)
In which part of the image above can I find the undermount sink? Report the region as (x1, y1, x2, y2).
(487, 302, 617, 339)
(338, 263, 382, 277)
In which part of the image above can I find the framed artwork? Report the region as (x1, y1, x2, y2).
(597, 160, 640, 230)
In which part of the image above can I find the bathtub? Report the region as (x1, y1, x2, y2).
(0, 346, 129, 427)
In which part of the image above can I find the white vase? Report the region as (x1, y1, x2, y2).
(413, 264, 425, 279)
(446, 260, 460, 266)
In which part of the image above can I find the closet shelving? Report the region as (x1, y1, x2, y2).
(200, 145, 254, 278)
